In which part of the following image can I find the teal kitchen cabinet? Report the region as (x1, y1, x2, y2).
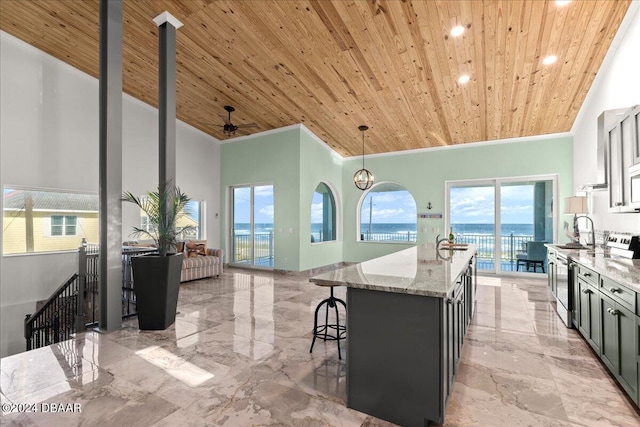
(577, 278, 600, 354)
(600, 292, 638, 404)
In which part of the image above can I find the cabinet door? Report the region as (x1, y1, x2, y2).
(617, 304, 638, 403)
(578, 279, 591, 337)
(633, 106, 640, 165)
(621, 112, 635, 208)
(447, 298, 455, 388)
(572, 265, 579, 327)
(442, 298, 453, 401)
(609, 105, 640, 212)
(587, 284, 601, 354)
(608, 120, 625, 211)
(600, 294, 618, 372)
(455, 295, 463, 366)
(465, 267, 474, 323)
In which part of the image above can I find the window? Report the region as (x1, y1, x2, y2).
(311, 182, 337, 243)
(139, 199, 204, 240)
(358, 183, 417, 243)
(447, 176, 557, 274)
(51, 215, 77, 236)
(3, 187, 98, 254)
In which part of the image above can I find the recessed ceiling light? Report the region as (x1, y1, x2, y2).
(458, 74, 470, 84)
(556, 0, 571, 6)
(542, 55, 557, 65)
(450, 25, 465, 37)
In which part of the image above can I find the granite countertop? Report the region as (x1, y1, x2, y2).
(309, 244, 477, 298)
(546, 244, 640, 293)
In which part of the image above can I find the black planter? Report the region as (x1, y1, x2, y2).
(131, 252, 183, 330)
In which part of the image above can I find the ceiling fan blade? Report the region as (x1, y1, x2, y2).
(236, 123, 259, 129)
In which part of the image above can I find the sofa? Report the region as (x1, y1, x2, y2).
(180, 247, 224, 282)
(123, 240, 223, 283)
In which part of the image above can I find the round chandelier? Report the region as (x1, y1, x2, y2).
(353, 125, 374, 190)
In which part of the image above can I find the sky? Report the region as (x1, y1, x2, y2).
(450, 184, 534, 224)
(232, 185, 274, 224)
(360, 189, 416, 224)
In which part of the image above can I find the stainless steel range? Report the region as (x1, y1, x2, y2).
(606, 234, 640, 259)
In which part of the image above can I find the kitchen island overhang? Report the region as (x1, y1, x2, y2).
(310, 244, 477, 427)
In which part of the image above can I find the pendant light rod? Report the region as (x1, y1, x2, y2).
(359, 125, 368, 169)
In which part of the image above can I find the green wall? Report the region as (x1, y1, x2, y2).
(221, 126, 343, 271)
(221, 127, 573, 271)
(298, 130, 343, 271)
(220, 127, 301, 270)
(340, 136, 574, 263)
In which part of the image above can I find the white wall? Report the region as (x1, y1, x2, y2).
(0, 31, 221, 357)
(572, 3, 640, 234)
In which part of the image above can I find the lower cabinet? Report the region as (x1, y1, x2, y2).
(572, 263, 579, 327)
(600, 293, 638, 404)
(577, 278, 600, 353)
(567, 257, 639, 407)
(444, 265, 474, 405)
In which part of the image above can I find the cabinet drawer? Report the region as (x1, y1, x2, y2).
(576, 265, 598, 287)
(548, 249, 557, 262)
(600, 276, 636, 313)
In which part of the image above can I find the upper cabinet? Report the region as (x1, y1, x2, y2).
(607, 105, 640, 213)
(633, 106, 640, 165)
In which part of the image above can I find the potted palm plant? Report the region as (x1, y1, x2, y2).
(122, 182, 195, 330)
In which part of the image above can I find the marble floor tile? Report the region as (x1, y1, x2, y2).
(2, 269, 640, 426)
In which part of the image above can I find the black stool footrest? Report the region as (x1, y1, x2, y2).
(313, 324, 347, 341)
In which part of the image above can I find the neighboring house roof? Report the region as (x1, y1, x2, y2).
(3, 190, 99, 212)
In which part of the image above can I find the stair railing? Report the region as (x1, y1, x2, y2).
(24, 273, 81, 351)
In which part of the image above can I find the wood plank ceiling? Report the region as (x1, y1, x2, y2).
(0, 0, 631, 157)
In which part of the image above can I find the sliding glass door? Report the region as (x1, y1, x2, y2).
(231, 184, 274, 268)
(499, 180, 554, 273)
(449, 182, 496, 271)
(448, 176, 556, 274)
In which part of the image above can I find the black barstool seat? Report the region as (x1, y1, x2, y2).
(310, 284, 346, 359)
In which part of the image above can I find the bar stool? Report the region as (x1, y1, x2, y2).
(309, 284, 347, 359)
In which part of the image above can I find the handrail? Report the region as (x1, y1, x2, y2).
(24, 273, 79, 351)
(24, 243, 154, 351)
(26, 274, 78, 323)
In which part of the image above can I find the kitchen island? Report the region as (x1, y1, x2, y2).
(310, 244, 477, 427)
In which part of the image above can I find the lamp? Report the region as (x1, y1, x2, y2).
(353, 125, 374, 190)
(564, 196, 595, 248)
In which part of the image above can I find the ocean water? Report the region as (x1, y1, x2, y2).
(233, 223, 273, 234)
(357, 223, 417, 234)
(235, 223, 535, 238)
(452, 223, 534, 236)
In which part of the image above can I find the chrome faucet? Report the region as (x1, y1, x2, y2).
(578, 215, 597, 249)
(435, 234, 449, 250)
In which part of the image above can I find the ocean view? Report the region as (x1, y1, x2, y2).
(233, 223, 534, 237)
(233, 223, 274, 234)
(452, 223, 534, 236)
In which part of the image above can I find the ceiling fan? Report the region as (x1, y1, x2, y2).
(221, 105, 258, 137)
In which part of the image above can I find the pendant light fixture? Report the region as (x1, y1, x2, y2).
(353, 125, 374, 190)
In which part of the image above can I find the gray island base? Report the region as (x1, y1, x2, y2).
(310, 244, 477, 427)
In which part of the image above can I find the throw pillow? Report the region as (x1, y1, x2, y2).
(176, 241, 186, 257)
(186, 240, 207, 257)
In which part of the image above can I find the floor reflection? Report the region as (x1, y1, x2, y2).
(232, 273, 275, 359)
(2, 269, 639, 426)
